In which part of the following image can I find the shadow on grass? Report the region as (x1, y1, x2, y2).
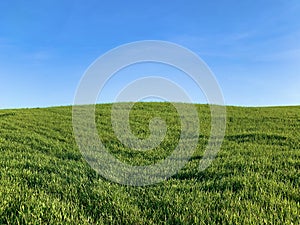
(226, 133, 287, 143)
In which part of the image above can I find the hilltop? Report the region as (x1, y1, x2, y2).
(0, 103, 299, 224)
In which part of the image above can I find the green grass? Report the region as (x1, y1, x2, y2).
(0, 102, 299, 224)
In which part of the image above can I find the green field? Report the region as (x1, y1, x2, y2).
(0, 103, 299, 224)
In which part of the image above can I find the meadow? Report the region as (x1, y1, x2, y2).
(0, 102, 299, 224)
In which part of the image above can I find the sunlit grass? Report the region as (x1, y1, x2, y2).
(0, 103, 299, 224)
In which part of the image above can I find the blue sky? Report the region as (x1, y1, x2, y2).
(0, 0, 300, 109)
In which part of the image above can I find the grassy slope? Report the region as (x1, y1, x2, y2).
(0, 103, 299, 224)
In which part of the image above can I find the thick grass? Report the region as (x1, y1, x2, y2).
(0, 103, 299, 224)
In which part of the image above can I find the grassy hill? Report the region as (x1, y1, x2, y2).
(0, 103, 299, 224)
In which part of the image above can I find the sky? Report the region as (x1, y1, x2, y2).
(0, 0, 300, 109)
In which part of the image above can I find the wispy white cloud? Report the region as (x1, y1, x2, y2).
(0, 39, 53, 63)
(228, 32, 253, 41)
(0, 38, 16, 49)
(22, 50, 53, 61)
(256, 48, 300, 62)
(167, 29, 261, 59)
(169, 28, 300, 65)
